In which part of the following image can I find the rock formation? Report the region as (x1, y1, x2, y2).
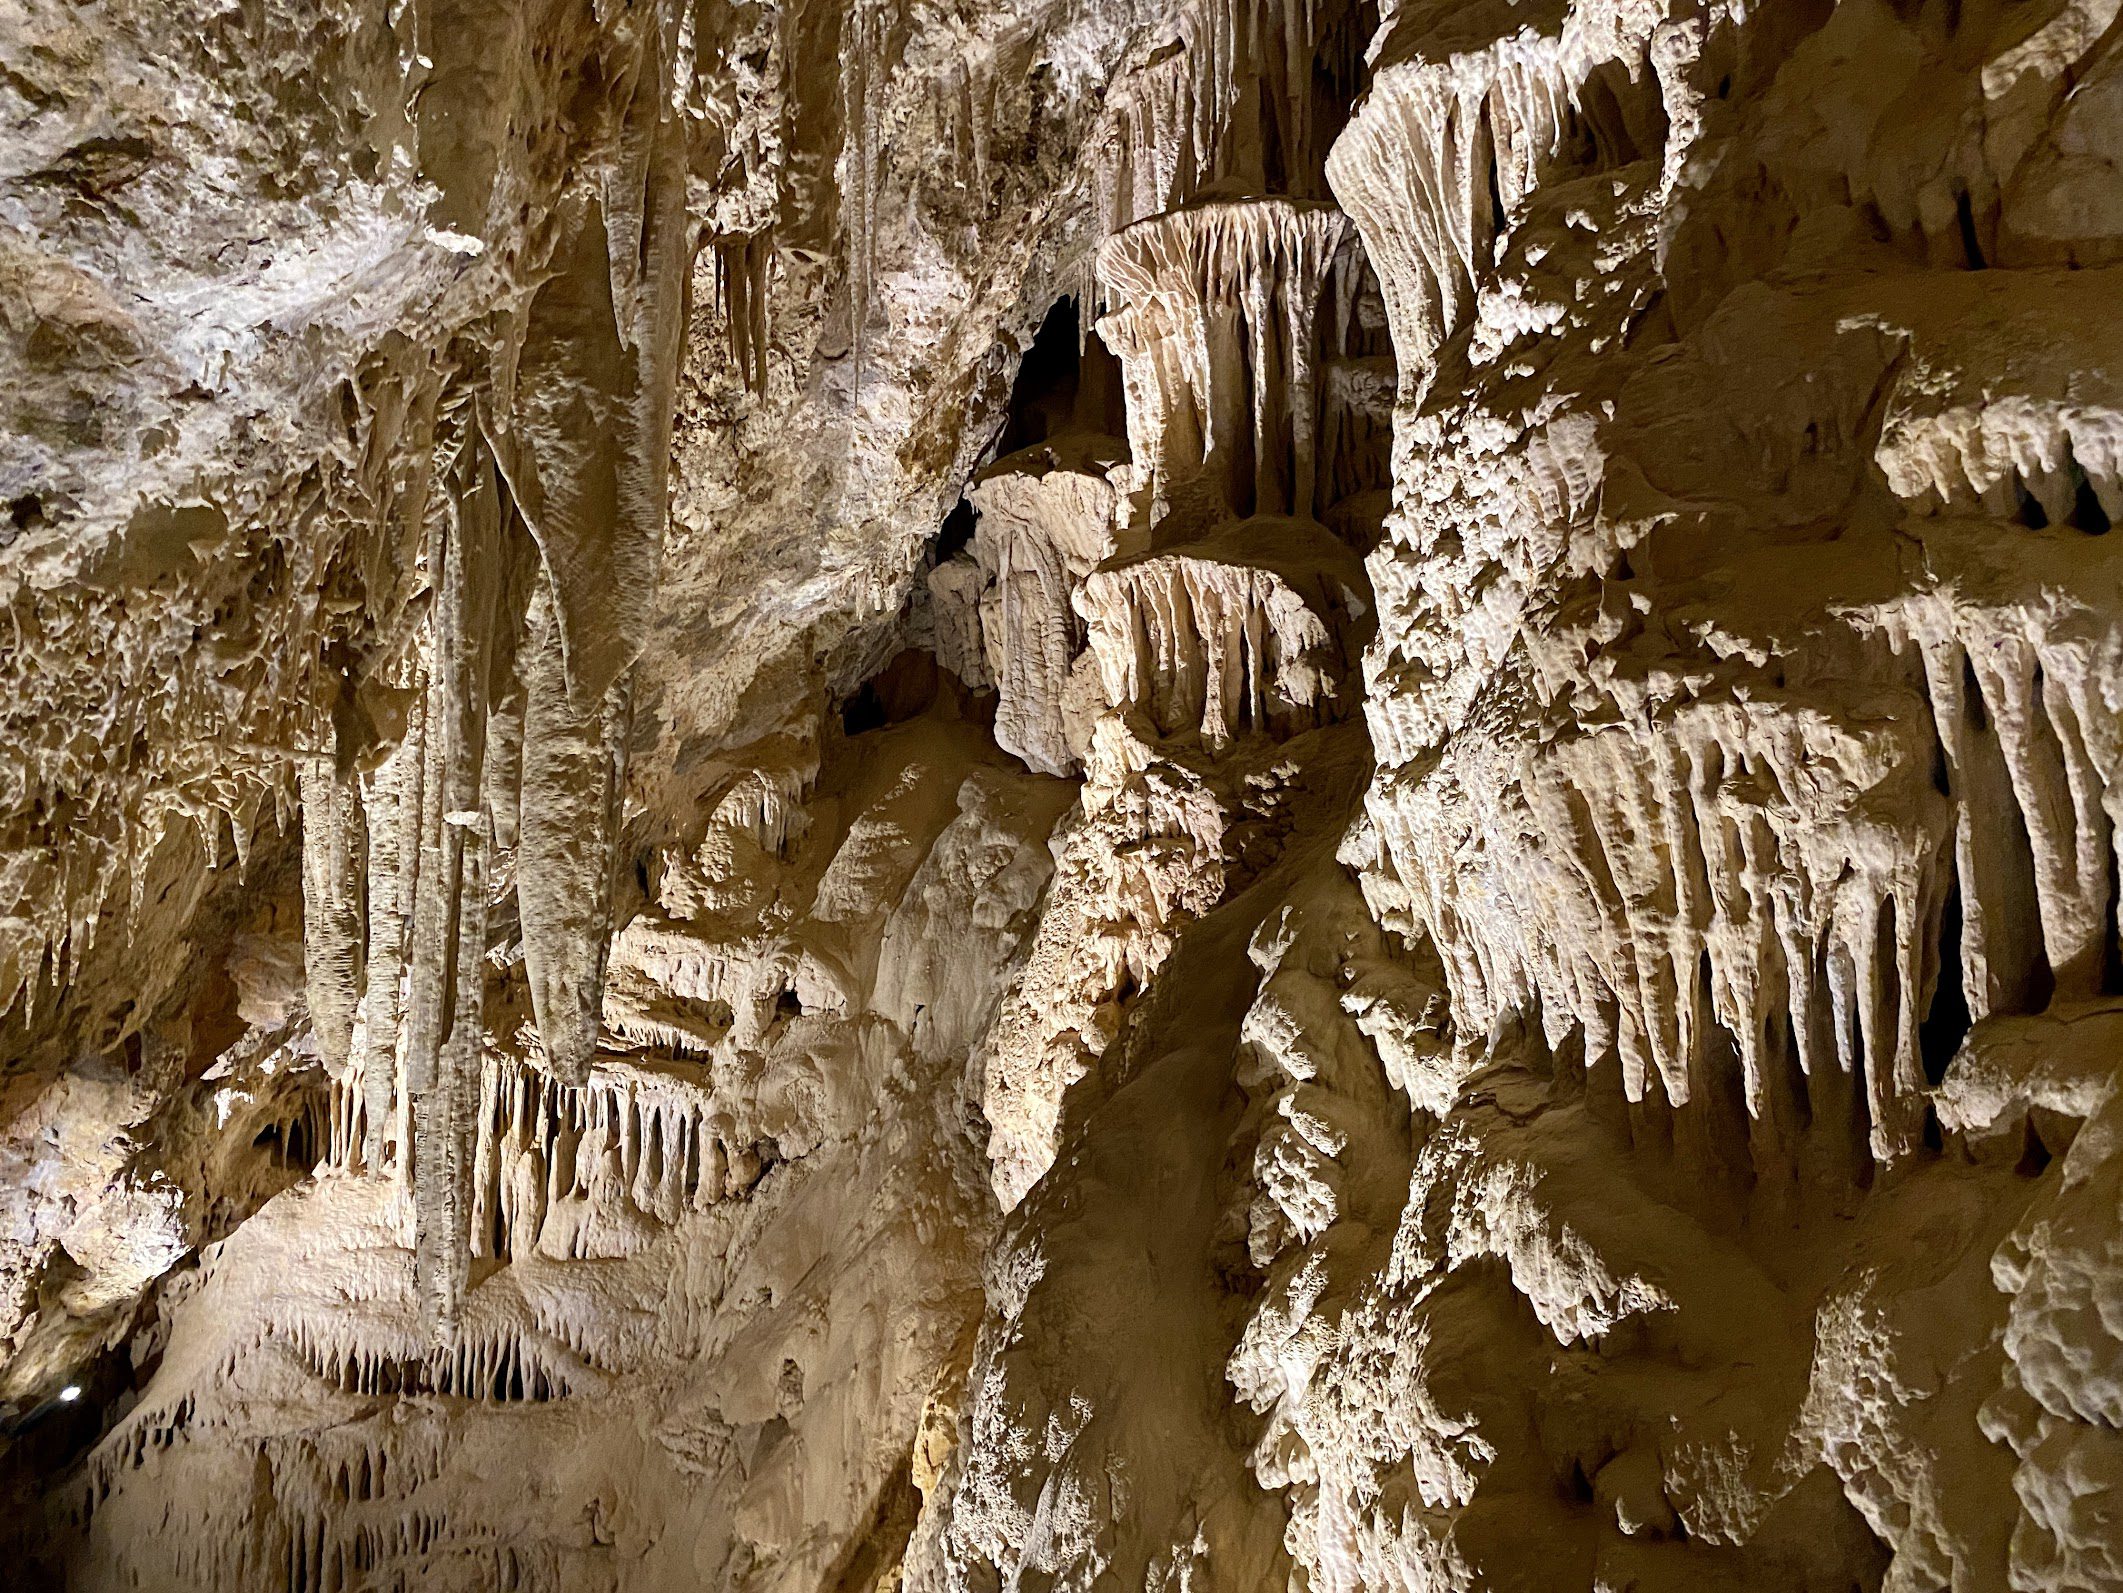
(3, 0, 2123, 1588)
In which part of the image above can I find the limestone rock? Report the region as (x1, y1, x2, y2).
(5, 0, 2123, 1589)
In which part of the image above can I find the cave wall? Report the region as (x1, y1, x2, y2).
(5, 0, 2123, 1588)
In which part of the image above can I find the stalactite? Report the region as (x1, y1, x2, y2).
(359, 683, 426, 1172)
(719, 233, 774, 394)
(404, 434, 506, 1339)
(298, 753, 366, 1077)
(1096, 199, 1357, 533)
(1079, 527, 1359, 750)
(516, 591, 630, 1088)
(951, 440, 1128, 777)
(842, 0, 881, 379)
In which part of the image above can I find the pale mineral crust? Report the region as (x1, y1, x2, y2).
(2, 0, 2122, 1589)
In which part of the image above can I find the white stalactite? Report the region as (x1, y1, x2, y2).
(517, 591, 631, 1088)
(1096, 199, 1356, 533)
(297, 753, 365, 1078)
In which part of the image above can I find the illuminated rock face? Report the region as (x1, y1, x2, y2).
(4, 0, 2123, 1589)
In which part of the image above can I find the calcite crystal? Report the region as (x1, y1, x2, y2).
(4, 0, 2123, 1588)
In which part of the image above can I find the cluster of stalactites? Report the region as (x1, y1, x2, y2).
(1877, 400, 2123, 527)
(1080, 540, 1351, 750)
(298, 427, 634, 1338)
(324, 1050, 758, 1267)
(1366, 692, 1951, 1172)
(717, 234, 775, 395)
(1883, 601, 2123, 1022)
(1096, 198, 1366, 534)
(1090, 0, 1376, 239)
(297, 142, 689, 1339)
(1363, 580, 2123, 1182)
(1326, 10, 1679, 375)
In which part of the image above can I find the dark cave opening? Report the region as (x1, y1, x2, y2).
(1919, 878, 1972, 1086)
(994, 295, 1126, 457)
(933, 495, 977, 565)
(840, 649, 946, 734)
